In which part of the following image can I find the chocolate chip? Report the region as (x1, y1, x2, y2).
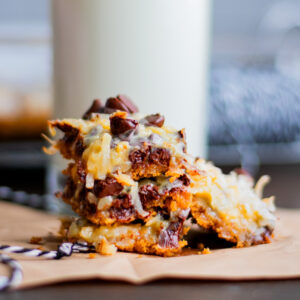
(93, 177, 123, 198)
(129, 147, 148, 165)
(55, 123, 75, 133)
(139, 184, 160, 209)
(144, 114, 165, 127)
(129, 146, 170, 168)
(110, 207, 135, 222)
(110, 194, 135, 222)
(178, 174, 190, 186)
(112, 193, 132, 209)
(104, 95, 139, 113)
(158, 221, 183, 248)
(149, 148, 170, 167)
(118, 95, 139, 112)
(105, 98, 124, 113)
(82, 99, 104, 119)
(110, 115, 138, 136)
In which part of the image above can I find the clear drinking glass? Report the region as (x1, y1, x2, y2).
(49, 0, 211, 212)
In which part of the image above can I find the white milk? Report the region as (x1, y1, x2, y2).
(52, 0, 211, 156)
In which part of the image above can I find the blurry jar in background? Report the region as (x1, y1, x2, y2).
(0, 23, 52, 139)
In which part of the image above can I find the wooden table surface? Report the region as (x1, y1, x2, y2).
(1, 165, 300, 299)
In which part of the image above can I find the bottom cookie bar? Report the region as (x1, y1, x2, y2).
(61, 216, 189, 256)
(190, 159, 276, 247)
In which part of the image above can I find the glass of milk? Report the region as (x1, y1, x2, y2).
(49, 0, 211, 211)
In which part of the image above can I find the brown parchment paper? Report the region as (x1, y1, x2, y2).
(1, 201, 300, 289)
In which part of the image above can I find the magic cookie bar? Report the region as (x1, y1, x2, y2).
(61, 161, 191, 226)
(62, 215, 189, 256)
(190, 159, 276, 247)
(46, 96, 188, 181)
(44, 96, 276, 256)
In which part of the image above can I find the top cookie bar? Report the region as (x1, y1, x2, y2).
(46, 96, 189, 182)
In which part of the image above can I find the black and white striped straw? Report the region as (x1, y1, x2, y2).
(0, 254, 23, 291)
(0, 242, 93, 259)
(0, 242, 95, 290)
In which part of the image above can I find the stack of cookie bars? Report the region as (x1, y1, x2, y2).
(45, 96, 276, 256)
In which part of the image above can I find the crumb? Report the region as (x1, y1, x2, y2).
(37, 246, 45, 251)
(96, 238, 117, 256)
(30, 236, 43, 245)
(137, 254, 143, 258)
(88, 253, 97, 259)
(197, 243, 205, 251)
(201, 248, 211, 255)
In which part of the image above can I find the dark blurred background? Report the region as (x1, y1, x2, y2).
(0, 0, 299, 209)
